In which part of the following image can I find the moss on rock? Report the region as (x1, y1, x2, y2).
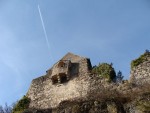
(131, 51, 150, 69)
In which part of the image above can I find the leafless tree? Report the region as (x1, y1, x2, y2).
(0, 103, 12, 113)
(0, 105, 5, 113)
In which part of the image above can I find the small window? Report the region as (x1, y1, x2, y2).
(61, 75, 67, 83)
(51, 76, 58, 84)
(61, 64, 64, 67)
(52, 78, 58, 84)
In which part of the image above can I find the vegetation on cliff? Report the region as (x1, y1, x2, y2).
(131, 50, 150, 69)
(136, 92, 150, 112)
(92, 63, 116, 82)
(23, 91, 150, 113)
(12, 96, 30, 113)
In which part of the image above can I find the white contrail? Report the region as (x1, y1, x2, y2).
(38, 4, 50, 49)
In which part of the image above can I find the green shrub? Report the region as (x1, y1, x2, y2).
(12, 95, 30, 113)
(135, 92, 150, 112)
(72, 105, 81, 113)
(131, 51, 150, 69)
(92, 63, 116, 81)
(136, 100, 150, 112)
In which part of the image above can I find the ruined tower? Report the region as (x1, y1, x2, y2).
(27, 52, 92, 109)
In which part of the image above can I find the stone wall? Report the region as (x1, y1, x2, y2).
(26, 53, 91, 109)
(27, 75, 90, 109)
(26, 54, 133, 109)
(26, 52, 150, 110)
(130, 56, 150, 85)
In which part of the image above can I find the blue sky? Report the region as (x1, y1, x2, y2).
(0, 0, 150, 106)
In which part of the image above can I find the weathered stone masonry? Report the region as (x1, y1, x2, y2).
(27, 53, 92, 109)
(27, 52, 150, 110)
(130, 54, 150, 85)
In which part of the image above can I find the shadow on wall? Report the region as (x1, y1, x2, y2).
(70, 63, 79, 77)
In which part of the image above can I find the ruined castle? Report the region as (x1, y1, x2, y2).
(27, 52, 92, 108)
(27, 52, 150, 110)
